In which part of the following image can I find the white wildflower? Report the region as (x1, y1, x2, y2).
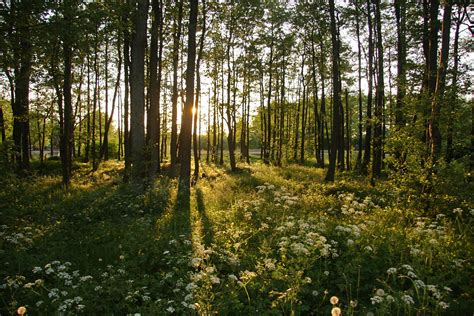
(401, 294, 414, 305)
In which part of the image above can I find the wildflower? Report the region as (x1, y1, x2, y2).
(401, 264, 414, 271)
(191, 258, 201, 268)
(32, 266, 42, 274)
(210, 276, 220, 284)
(350, 300, 358, 307)
(324, 271, 330, 276)
(166, 306, 175, 313)
(79, 275, 93, 282)
(304, 277, 312, 284)
(185, 283, 197, 291)
(264, 259, 276, 271)
(385, 295, 395, 303)
(364, 246, 373, 252)
(370, 296, 383, 304)
(387, 267, 397, 275)
(228, 274, 238, 281)
(453, 208, 462, 215)
(347, 239, 354, 246)
(330, 296, 339, 305)
(375, 289, 385, 296)
(438, 301, 449, 309)
(163, 250, 170, 255)
(94, 286, 102, 292)
(331, 307, 342, 316)
(407, 271, 417, 279)
(414, 280, 425, 288)
(401, 294, 414, 305)
(17, 306, 27, 315)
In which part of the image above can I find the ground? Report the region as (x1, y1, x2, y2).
(0, 160, 473, 315)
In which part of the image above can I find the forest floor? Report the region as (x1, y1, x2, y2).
(1, 160, 473, 315)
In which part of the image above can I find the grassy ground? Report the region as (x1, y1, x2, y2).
(0, 160, 473, 315)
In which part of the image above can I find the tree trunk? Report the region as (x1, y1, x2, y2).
(429, 2, 451, 161)
(170, 0, 183, 166)
(62, 23, 73, 186)
(130, 0, 149, 181)
(355, 0, 363, 169)
(225, 15, 237, 171)
(446, 6, 466, 163)
(325, 0, 342, 182)
(361, 0, 373, 175)
(146, 0, 162, 177)
(123, 6, 131, 179)
(371, 0, 384, 184)
(193, 0, 206, 181)
(179, 0, 198, 192)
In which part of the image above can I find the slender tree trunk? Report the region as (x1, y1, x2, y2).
(123, 1, 131, 179)
(193, 0, 206, 181)
(0, 103, 5, 143)
(103, 35, 109, 160)
(394, 0, 406, 131)
(92, 30, 99, 171)
(311, 38, 322, 167)
(265, 30, 274, 164)
(171, 0, 183, 166)
(325, 0, 342, 182)
(361, 0, 373, 175)
(355, 0, 363, 169)
(371, 0, 384, 184)
(429, 2, 451, 161)
(130, 0, 149, 181)
(63, 21, 73, 186)
(345, 88, 351, 171)
(101, 36, 122, 165)
(446, 6, 466, 163)
(226, 16, 236, 171)
(179, 0, 198, 191)
(300, 74, 307, 164)
(146, 0, 162, 177)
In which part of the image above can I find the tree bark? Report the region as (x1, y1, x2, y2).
(130, 0, 149, 181)
(171, 0, 183, 166)
(179, 0, 198, 191)
(325, 0, 342, 182)
(361, 0, 373, 175)
(146, 0, 162, 176)
(371, 0, 384, 184)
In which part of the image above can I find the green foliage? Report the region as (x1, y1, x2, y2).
(0, 160, 473, 315)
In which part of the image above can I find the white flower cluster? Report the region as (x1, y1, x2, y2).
(0, 225, 36, 249)
(337, 192, 378, 216)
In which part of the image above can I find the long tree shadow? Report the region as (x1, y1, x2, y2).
(4, 175, 173, 275)
(196, 187, 214, 247)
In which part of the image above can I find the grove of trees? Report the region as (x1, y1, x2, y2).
(0, 0, 472, 193)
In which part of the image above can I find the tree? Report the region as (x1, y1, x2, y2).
(129, 0, 148, 181)
(325, 0, 342, 182)
(371, 0, 384, 184)
(146, 0, 162, 176)
(170, 0, 183, 166)
(179, 0, 198, 192)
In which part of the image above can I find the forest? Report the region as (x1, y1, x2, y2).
(0, 0, 473, 315)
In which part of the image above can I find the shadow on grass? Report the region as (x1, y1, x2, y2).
(196, 188, 214, 246)
(2, 173, 174, 276)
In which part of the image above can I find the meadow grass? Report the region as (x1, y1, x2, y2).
(0, 160, 472, 315)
